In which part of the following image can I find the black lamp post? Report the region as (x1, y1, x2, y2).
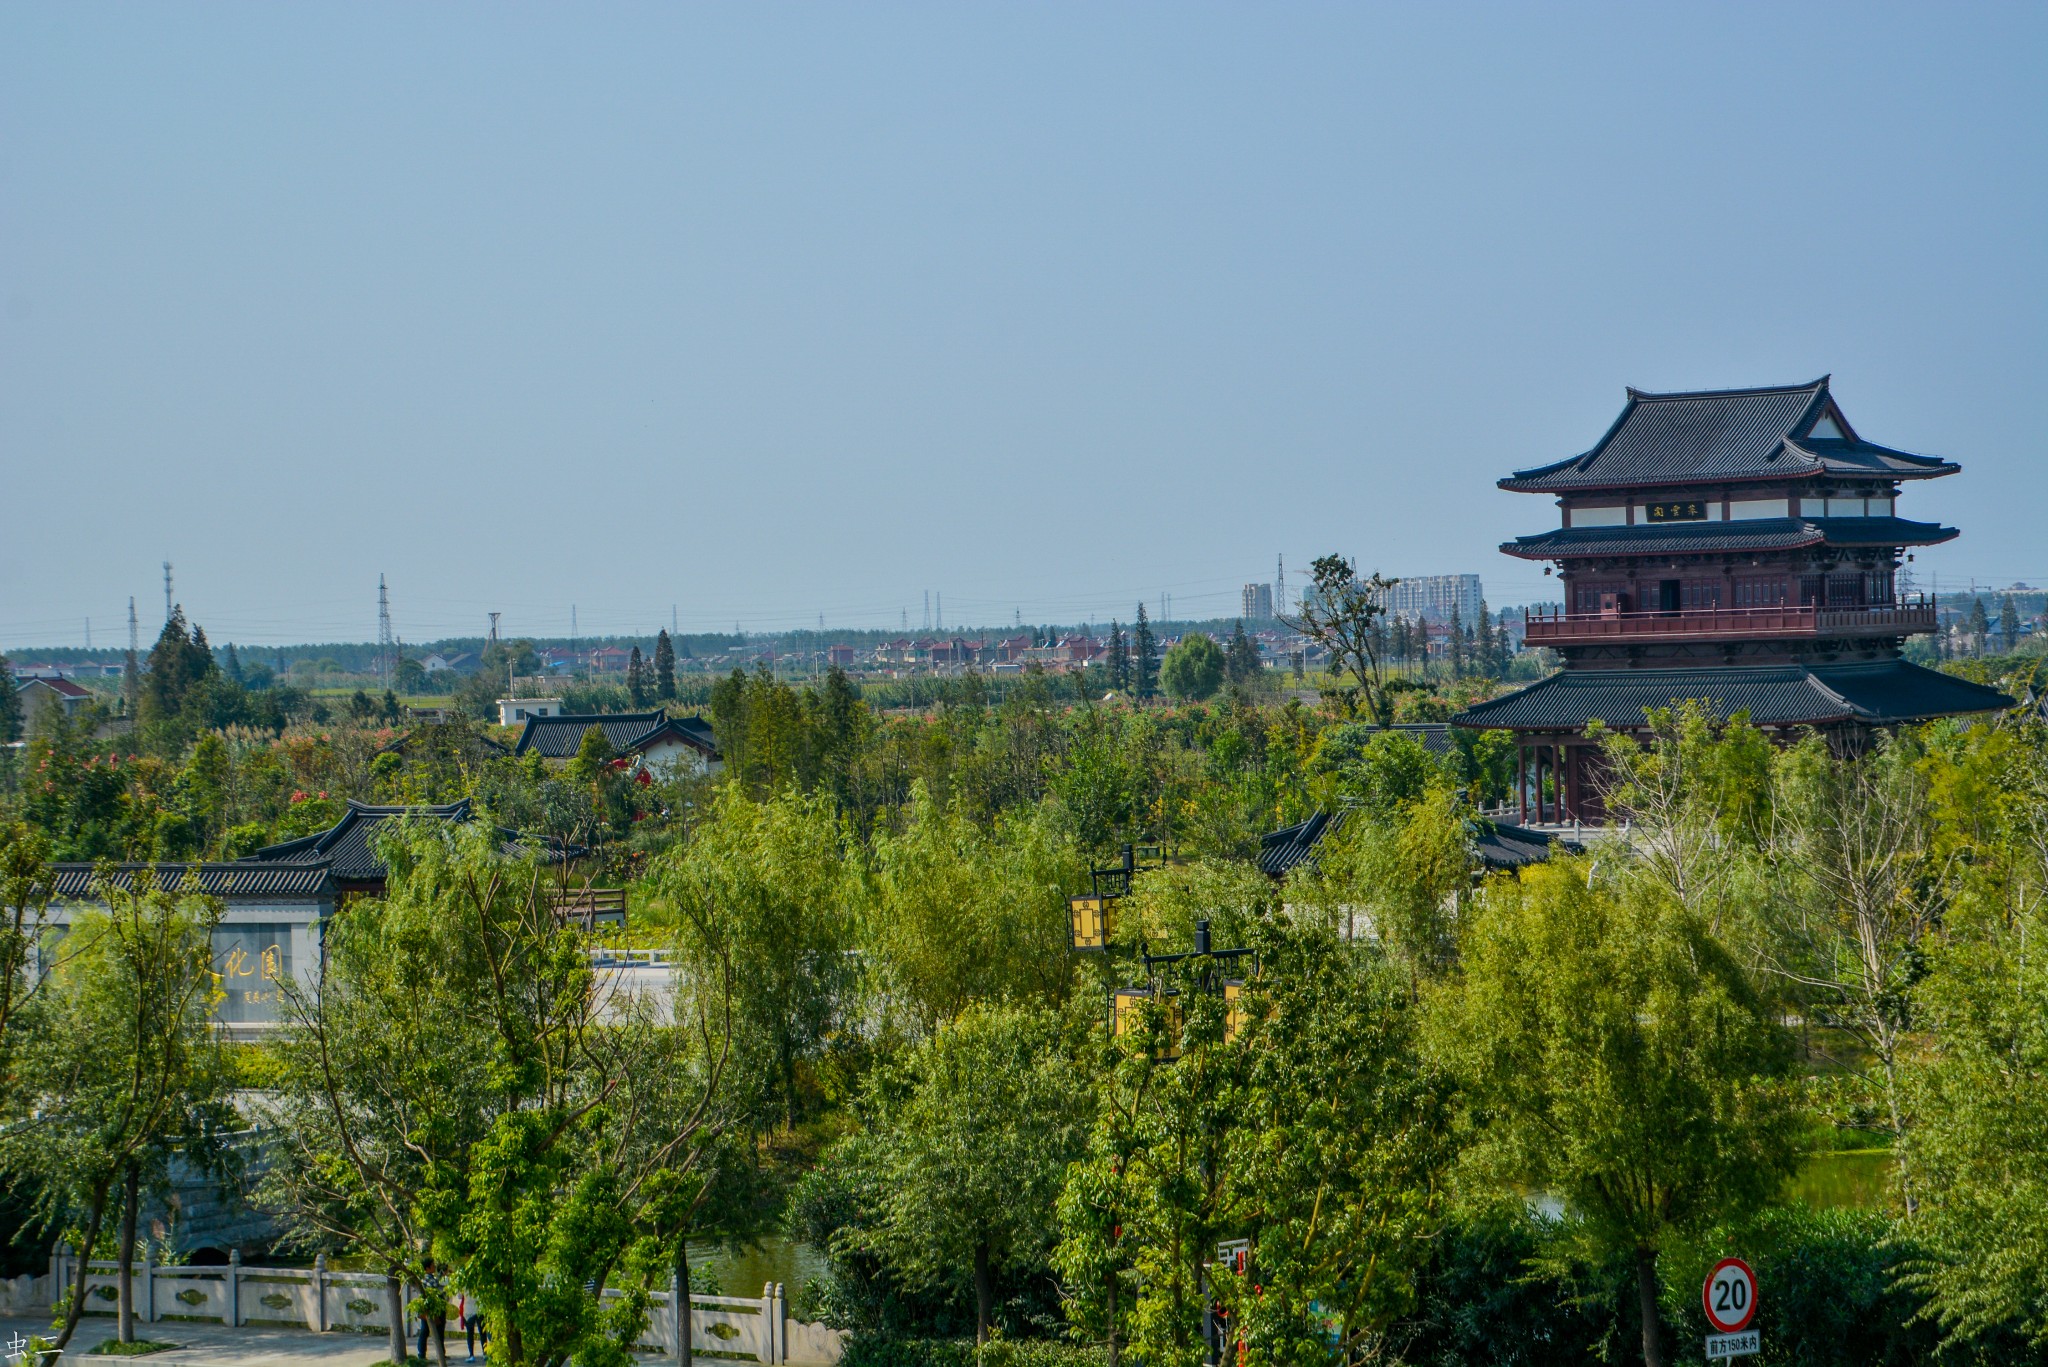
(1108, 917, 1257, 1056)
(1069, 842, 1165, 951)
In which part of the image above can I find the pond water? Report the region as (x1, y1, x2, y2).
(686, 1235, 827, 1299)
(1787, 1148, 1896, 1211)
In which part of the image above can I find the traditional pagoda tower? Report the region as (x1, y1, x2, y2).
(1456, 377, 2011, 823)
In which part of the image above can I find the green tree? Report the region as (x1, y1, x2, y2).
(862, 783, 1080, 1031)
(0, 653, 22, 744)
(1596, 703, 1775, 933)
(1064, 967, 1243, 1367)
(268, 822, 741, 1367)
(1967, 596, 1989, 654)
(1160, 633, 1225, 702)
(0, 824, 55, 1082)
(139, 608, 220, 749)
(1902, 893, 2048, 1346)
(628, 646, 648, 707)
(837, 1004, 1088, 1343)
(1133, 606, 1159, 702)
(1219, 923, 1455, 1362)
(1291, 780, 1473, 980)
(1223, 621, 1261, 691)
(1999, 593, 2021, 652)
(1760, 737, 1940, 1196)
(4, 870, 228, 1351)
(1475, 600, 1498, 677)
(654, 630, 677, 702)
(1428, 861, 1801, 1367)
(1108, 621, 1131, 694)
(659, 787, 856, 1130)
(1284, 556, 1401, 725)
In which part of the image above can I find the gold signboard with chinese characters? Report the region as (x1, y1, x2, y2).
(1645, 501, 1708, 522)
(212, 926, 291, 1024)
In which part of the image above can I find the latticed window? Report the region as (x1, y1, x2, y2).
(1573, 581, 1625, 614)
(1734, 576, 1788, 608)
(1681, 581, 1723, 610)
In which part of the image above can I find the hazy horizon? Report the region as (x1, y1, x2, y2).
(4, 3, 2043, 649)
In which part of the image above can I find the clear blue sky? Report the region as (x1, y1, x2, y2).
(2, 2, 2042, 647)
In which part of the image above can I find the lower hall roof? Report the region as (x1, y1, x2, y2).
(1453, 659, 2013, 732)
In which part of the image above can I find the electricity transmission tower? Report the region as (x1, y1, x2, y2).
(377, 574, 395, 692)
(162, 562, 173, 622)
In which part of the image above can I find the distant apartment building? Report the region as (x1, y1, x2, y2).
(1384, 573, 1484, 624)
(1241, 583, 1274, 620)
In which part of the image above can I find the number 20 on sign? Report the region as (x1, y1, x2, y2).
(1703, 1257, 1759, 1360)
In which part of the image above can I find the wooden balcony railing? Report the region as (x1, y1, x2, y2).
(1522, 598, 1936, 646)
(549, 885, 628, 929)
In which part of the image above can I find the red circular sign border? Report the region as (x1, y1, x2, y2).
(1703, 1256, 1757, 1333)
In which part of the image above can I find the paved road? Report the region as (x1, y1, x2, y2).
(0, 1316, 397, 1367)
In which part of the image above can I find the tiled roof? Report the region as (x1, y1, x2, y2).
(245, 799, 475, 881)
(1476, 821, 1576, 869)
(1453, 661, 2013, 731)
(1501, 379, 1958, 493)
(1258, 810, 1339, 877)
(1257, 808, 1567, 877)
(48, 862, 335, 901)
(244, 799, 578, 881)
(513, 710, 720, 762)
(515, 711, 666, 759)
(1503, 516, 1958, 560)
(17, 677, 93, 699)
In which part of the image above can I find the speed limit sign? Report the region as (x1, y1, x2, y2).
(1703, 1257, 1758, 1334)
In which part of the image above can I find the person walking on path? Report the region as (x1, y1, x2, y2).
(455, 1288, 487, 1363)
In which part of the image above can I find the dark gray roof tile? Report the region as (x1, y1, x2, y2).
(1504, 516, 1957, 559)
(1502, 379, 1957, 493)
(49, 862, 335, 900)
(1454, 661, 2011, 731)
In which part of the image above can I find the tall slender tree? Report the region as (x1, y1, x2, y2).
(628, 646, 648, 707)
(0, 654, 19, 744)
(1133, 606, 1158, 702)
(1999, 594, 2020, 653)
(654, 629, 678, 701)
(1107, 621, 1131, 694)
(1224, 620, 1261, 690)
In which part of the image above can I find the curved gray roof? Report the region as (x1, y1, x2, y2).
(1502, 379, 1958, 493)
(1454, 660, 2012, 731)
(513, 709, 720, 761)
(1257, 808, 1569, 877)
(1503, 516, 1957, 560)
(245, 799, 474, 881)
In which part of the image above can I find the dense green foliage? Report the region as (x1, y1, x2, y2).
(9, 610, 2048, 1364)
